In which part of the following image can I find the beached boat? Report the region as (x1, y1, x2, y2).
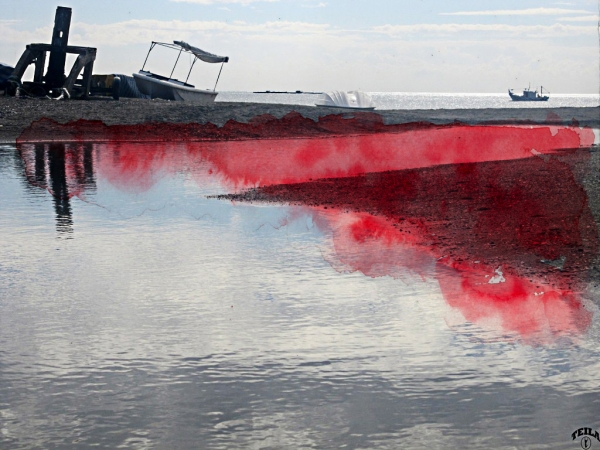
(133, 41, 228, 103)
(508, 85, 549, 102)
(316, 91, 376, 110)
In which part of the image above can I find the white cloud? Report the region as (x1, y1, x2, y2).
(557, 15, 599, 21)
(0, 22, 52, 44)
(61, 19, 332, 46)
(0, 17, 597, 93)
(170, 0, 278, 4)
(301, 2, 327, 7)
(374, 23, 596, 36)
(2, 18, 593, 50)
(441, 7, 594, 16)
(59, 19, 596, 48)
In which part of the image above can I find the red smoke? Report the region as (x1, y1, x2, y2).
(16, 114, 597, 342)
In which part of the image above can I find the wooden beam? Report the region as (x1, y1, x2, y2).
(33, 51, 46, 82)
(64, 49, 96, 94)
(44, 6, 72, 88)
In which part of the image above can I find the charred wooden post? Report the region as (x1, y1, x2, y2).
(33, 51, 46, 83)
(10, 48, 40, 88)
(44, 6, 71, 88)
(6, 6, 97, 98)
(64, 46, 96, 96)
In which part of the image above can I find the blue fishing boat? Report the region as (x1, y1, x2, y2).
(508, 85, 549, 101)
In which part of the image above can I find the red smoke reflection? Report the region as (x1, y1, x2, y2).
(16, 115, 597, 342)
(242, 151, 597, 342)
(17, 114, 594, 189)
(309, 209, 593, 342)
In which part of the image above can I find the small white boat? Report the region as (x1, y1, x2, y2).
(133, 40, 229, 103)
(316, 90, 376, 110)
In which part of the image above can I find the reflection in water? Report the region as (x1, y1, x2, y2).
(3, 122, 599, 448)
(15, 130, 598, 343)
(33, 144, 45, 185)
(221, 155, 598, 343)
(19, 143, 96, 236)
(47, 144, 73, 234)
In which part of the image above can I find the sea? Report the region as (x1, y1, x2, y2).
(216, 91, 600, 110)
(0, 97, 599, 449)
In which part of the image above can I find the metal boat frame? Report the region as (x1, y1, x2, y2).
(133, 41, 228, 103)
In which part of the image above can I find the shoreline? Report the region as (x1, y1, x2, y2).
(1, 95, 599, 299)
(1, 97, 598, 144)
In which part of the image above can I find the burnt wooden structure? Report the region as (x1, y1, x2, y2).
(7, 6, 96, 98)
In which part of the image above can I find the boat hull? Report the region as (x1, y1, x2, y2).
(133, 72, 218, 104)
(508, 91, 549, 102)
(315, 104, 376, 111)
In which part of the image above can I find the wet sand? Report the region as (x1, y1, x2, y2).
(1, 96, 599, 297)
(0, 96, 598, 143)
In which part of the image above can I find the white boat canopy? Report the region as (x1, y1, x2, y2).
(173, 41, 229, 64)
(139, 40, 229, 89)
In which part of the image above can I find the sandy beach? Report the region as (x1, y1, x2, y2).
(0, 96, 598, 143)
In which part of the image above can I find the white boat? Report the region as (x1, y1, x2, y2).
(316, 91, 376, 110)
(133, 40, 228, 103)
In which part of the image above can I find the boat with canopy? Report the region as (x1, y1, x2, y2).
(133, 40, 229, 103)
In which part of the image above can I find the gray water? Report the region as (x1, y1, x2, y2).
(217, 91, 600, 110)
(0, 142, 599, 450)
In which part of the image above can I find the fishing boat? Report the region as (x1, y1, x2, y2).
(133, 41, 228, 103)
(508, 85, 549, 102)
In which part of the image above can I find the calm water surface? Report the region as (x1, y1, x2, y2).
(217, 91, 600, 110)
(0, 142, 599, 449)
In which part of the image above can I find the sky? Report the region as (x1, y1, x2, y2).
(0, 0, 598, 93)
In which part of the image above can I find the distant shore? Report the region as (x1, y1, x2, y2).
(0, 96, 598, 144)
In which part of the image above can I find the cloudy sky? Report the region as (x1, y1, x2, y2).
(0, 0, 598, 93)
